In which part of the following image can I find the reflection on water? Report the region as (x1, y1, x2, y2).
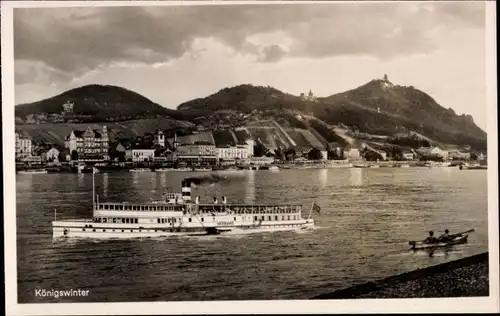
(245, 170, 256, 204)
(16, 168, 488, 302)
(159, 172, 167, 187)
(102, 173, 108, 196)
(132, 171, 139, 185)
(77, 173, 85, 187)
(319, 168, 328, 189)
(349, 168, 363, 187)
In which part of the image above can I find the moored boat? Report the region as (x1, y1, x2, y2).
(192, 168, 212, 172)
(460, 163, 487, 170)
(171, 167, 192, 172)
(17, 169, 48, 174)
(269, 165, 279, 171)
(129, 168, 152, 172)
(155, 168, 174, 172)
(353, 163, 368, 168)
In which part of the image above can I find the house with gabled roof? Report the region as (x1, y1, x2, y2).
(65, 125, 109, 160)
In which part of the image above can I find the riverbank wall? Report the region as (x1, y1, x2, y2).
(312, 252, 489, 299)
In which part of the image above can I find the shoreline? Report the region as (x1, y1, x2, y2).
(15, 161, 475, 174)
(312, 252, 489, 299)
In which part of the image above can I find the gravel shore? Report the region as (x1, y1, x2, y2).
(313, 252, 489, 299)
(359, 260, 489, 298)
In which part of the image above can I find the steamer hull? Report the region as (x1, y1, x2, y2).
(52, 218, 315, 239)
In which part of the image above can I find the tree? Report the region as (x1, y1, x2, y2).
(307, 148, 324, 160)
(71, 150, 79, 161)
(328, 150, 339, 160)
(364, 150, 383, 161)
(58, 152, 66, 162)
(274, 147, 285, 161)
(253, 141, 268, 157)
(284, 148, 296, 161)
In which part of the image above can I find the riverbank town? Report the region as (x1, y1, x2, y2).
(15, 125, 487, 173)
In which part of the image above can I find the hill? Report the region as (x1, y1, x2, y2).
(177, 84, 303, 113)
(15, 84, 188, 123)
(178, 81, 486, 150)
(315, 79, 486, 149)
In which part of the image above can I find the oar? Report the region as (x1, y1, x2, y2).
(449, 229, 474, 238)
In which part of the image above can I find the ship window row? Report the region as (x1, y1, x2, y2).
(253, 215, 300, 221)
(198, 206, 299, 214)
(157, 218, 178, 224)
(254, 215, 298, 221)
(98, 204, 181, 211)
(93, 217, 139, 224)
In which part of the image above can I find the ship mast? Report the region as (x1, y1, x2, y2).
(92, 166, 96, 211)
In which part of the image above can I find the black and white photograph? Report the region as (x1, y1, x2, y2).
(2, 0, 499, 314)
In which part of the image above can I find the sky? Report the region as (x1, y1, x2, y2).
(13, 1, 488, 130)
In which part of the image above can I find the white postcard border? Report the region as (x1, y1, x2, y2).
(2, 1, 499, 315)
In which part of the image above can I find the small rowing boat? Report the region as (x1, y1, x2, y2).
(409, 229, 473, 250)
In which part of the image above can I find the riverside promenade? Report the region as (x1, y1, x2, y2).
(312, 252, 489, 299)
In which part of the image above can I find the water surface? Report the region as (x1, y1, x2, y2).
(16, 167, 488, 302)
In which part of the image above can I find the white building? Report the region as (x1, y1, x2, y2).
(402, 152, 414, 160)
(62, 101, 74, 113)
(248, 157, 274, 165)
(126, 148, 155, 162)
(245, 139, 255, 157)
(418, 146, 447, 159)
(45, 147, 61, 162)
(65, 125, 109, 160)
(216, 145, 249, 160)
(343, 148, 360, 160)
(15, 132, 32, 159)
(176, 144, 216, 156)
(447, 150, 470, 161)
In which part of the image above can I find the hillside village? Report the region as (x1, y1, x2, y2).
(15, 117, 484, 170)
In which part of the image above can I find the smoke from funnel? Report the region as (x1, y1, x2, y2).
(183, 172, 243, 186)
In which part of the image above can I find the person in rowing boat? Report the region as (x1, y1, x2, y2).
(424, 231, 438, 244)
(438, 229, 451, 242)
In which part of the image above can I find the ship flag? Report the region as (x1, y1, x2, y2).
(312, 202, 321, 213)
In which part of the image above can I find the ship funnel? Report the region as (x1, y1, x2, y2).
(213, 197, 218, 204)
(222, 196, 227, 204)
(181, 179, 191, 202)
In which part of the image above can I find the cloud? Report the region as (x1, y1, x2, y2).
(14, 2, 485, 82)
(257, 45, 287, 63)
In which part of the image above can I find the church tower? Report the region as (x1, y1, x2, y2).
(154, 130, 165, 148)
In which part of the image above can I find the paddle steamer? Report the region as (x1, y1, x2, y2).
(52, 174, 316, 239)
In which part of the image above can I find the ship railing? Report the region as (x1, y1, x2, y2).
(195, 204, 303, 215)
(96, 202, 185, 212)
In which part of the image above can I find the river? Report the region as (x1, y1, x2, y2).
(16, 167, 488, 302)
